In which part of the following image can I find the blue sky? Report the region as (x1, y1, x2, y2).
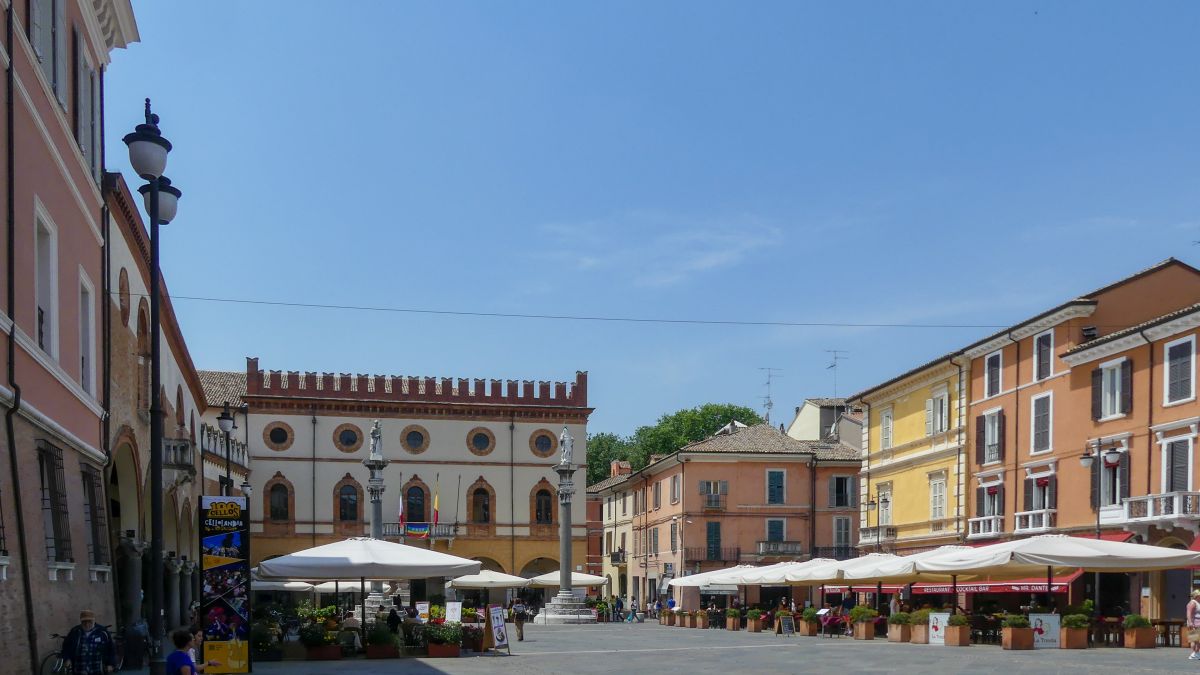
(104, 1, 1200, 436)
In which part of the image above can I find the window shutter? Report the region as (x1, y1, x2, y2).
(975, 416, 986, 464)
(718, 480, 728, 495)
(996, 410, 1006, 462)
(828, 477, 835, 507)
(849, 480, 858, 507)
(1170, 441, 1190, 493)
(1168, 343, 1192, 402)
(1118, 452, 1130, 501)
(996, 484, 1005, 515)
(925, 399, 933, 436)
(1023, 478, 1033, 512)
(1120, 360, 1133, 414)
(1091, 368, 1103, 420)
(1089, 461, 1099, 510)
(1048, 476, 1057, 509)
(30, 0, 45, 59)
(88, 69, 100, 181)
(976, 487, 985, 516)
(54, 0, 67, 107)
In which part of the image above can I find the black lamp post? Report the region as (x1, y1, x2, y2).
(123, 99, 181, 675)
(218, 402, 234, 496)
(1080, 441, 1122, 612)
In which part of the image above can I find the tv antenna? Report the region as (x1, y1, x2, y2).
(825, 350, 849, 399)
(759, 367, 783, 424)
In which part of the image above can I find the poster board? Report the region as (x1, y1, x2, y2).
(1030, 613, 1060, 649)
(775, 613, 796, 636)
(416, 601, 430, 624)
(200, 496, 250, 673)
(446, 602, 462, 623)
(928, 612, 950, 646)
(483, 604, 510, 655)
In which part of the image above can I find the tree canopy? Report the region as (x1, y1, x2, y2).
(586, 403, 764, 486)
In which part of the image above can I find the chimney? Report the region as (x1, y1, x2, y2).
(611, 460, 633, 477)
(648, 454, 666, 465)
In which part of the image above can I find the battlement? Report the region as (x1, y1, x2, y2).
(244, 357, 588, 408)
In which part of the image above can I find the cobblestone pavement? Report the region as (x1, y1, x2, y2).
(243, 622, 1200, 674)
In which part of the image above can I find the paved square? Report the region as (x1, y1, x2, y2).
(249, 622, 1198, 674)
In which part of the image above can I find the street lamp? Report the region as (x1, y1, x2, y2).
(1079, 441, 1121, 612)
(123, 99, 181, 675)
(865, 493, 890, 612)
(217, 402, 234, 496)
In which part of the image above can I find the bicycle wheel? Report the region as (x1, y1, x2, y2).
(38, 652, 65, 675)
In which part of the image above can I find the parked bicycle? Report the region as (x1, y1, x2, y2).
(40, 625, 125, 675)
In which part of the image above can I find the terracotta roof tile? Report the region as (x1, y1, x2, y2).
(197, 370, 247, 408)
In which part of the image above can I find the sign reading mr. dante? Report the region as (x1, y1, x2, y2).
(200, 496, 250, 673)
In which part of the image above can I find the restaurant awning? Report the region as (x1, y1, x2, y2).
(911, 570, 1083, 594)
(657, 575, 674, 595)
(698, 584, 739, 595)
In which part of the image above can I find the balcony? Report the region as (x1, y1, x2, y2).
(701, 494, 726, 510)
(858, 526, 897, 547)
(1014, 508, 1057, 534)
(199, 423, 248, 469)
(756, 541, 805, 556)
(967, 515, 1004, 539)
(1124, 492, 1200, 534)
(685, 546, 741, 562)
(162, 439, 195, 484)
(813, 546, 857, 560)
(381, 522, 459, 540)
(609, 550, 627, 566)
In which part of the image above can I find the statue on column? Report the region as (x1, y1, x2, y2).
(558, 426, 573, 466)
(368, 419, 383, 460)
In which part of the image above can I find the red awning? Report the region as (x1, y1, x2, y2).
(822, 584, 905, 593)
(911, 570, 1083, 595)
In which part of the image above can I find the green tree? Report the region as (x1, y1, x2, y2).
(585, 432, 633, 486)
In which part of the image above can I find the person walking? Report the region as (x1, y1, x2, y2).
(166, 629, 198, 675)
(511, 597, 528, 641)
(627, 598, 639, 623)
(63, 610, 116, 675)
(1187, 590, 1200, 660)
(613, 595, 624, 623)
(386, 608, 402, 634)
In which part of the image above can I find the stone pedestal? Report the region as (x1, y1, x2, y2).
(537, 595, 594, 624)
(165, 558, 182, 631)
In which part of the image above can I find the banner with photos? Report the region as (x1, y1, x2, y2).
(200, 496, 250, 673)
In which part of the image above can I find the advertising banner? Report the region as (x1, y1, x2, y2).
(416, 601, 430, 623)
(489, 605, 509, 649)
(928, 612, 950, 646)
(1030, 613, 1060, 649)
(200, 496, 250, 673)
(446, 602, 462, 623)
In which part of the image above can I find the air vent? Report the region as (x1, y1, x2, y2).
(1081, 326, 1098, 341)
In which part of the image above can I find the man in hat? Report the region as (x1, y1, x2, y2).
(63, 609, 117, 674)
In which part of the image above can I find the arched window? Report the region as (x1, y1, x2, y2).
(535, 489, 553, 524)
(269, 484, 289, 521)
(472, 488, 491, 523)
(406, 486, 426, 523)
(339, 484, 358, 521)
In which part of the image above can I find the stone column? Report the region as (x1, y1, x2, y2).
(165, 558, 183, 631)
(362, 420, 390, 601)
(118, 536, 148, 629)
(554, 428, 577, 602)
(180, 561, 196, 627)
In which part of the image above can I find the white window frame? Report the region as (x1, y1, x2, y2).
(877, 483, 892, 526)
(765, 469, 786, 505)
(1100, 356, 1126, 420)
(978, 475, 1002, 517)
(880, 407, 894, 450)
(1030, 391, 1053, 454)
(1164, 335, 1197, 407)
(985, 350, 1003, 398)
(929, 473, 947, 520)
(1034, 329, 1054, 382)
(670, 474, 680, 503)
(78, 268, 95, 396)
(833, 517, 852, 548)
(1159, 434, 1195, 494)
(34, 203, 60, 361)
(621, 492, 627, 516)
(983, 408, 1002, 465)
(765, 518, 786, 542)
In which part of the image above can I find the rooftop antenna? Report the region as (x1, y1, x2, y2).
(759, 367, 783, 424)
(825, 350, 849, 400)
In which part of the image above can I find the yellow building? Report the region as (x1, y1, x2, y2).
(848, 353, 969, 554)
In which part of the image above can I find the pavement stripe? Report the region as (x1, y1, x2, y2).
(523, 643, 803, 656)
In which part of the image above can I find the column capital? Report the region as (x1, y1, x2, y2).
(181, 560, 197, 574)
(119, 536, 149, 557)
(165, 558, 184, 574)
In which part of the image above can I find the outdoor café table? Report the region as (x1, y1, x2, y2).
(1151, 619, 1183, 647)
(1091, 618, 1124, 647)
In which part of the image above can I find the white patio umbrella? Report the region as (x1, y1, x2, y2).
(528, 571, 608, 588)
(783, 553, 899, 586)
(449, 569, 531, 589)
(251, 579, 315, 592)
(841, 546, 975, 584)
(312, 579, 389, 593)
(710, 560, 832, 586)
(915, 534, 1200, 579)
(257, 537, 481, 580)
(668, 565, 756, 587)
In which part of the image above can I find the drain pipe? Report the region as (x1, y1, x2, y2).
(1139, 330, 1154, 496)
(310, 411, 317, 546)
(954, 358, 964, 541)
(6, 4, 40, 670)
(509, 414, 515, 573)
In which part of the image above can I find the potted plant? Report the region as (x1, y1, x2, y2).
(401, 622, 426, 657)
(945, 614, 971, 647)
(746, 609, 764, 633)
(365, 623, 399, 659)
(250, 620, 282, 661)
(1059, 613, 1089, 649)
(299, 623, 341, 660)
(461, 624, 484, 652)
(725, 608, 742, 631)
(1123, 614, 1155, 649)
(887, 612, 911, 643)
(462, 607, 479, 624)
(850, 606, 879, 640)
(910, 609, 931, 644)
(664, 606, 676, 626)
(425, 622, 462, 658)
(695, 609, 709, 629)
(798, 608, 819, 637)
(1002, 615, 1034, 650)
(429, 604, 447, 625)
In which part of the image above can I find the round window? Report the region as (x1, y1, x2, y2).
(269, 427, 289, 445)
(400, 425, 430, 454)
(535, 435, 552, 454)
(466, 427, 496, 456)
(528, 429, 558, 458)
(332, 423, 364, 453)
(472, 433, 489, 451)
(340, 429, 359, 447)
(262, 421, 295, 451)
(407, 430, 424, 448)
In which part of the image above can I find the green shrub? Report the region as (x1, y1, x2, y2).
(298, 623, 334, 647)
(849, 606, 878, 624)
(746, 609, 763, 620)
(425, 623, 462, 645)
(430, 605, 446, 621)
(775, 609, 792, 617)
(1061, 614, 1090, 629)
(250, 620, 276, 652)
(725, 608, 741, 618)
(887, 612, 911, 625)
(462, 607, 478, 622)
(1123, 614, 1151, 629)
(910, 609, 931, 624)
(366, 623, 396, 647)
(461, 624, 484, 642)
(947, 614, 969, 627)
(1002, 615, 1030, 629)
(801, 607, 819, 624)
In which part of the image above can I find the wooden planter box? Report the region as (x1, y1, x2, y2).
(726, 618, 740, 631)
(911, 624, 929, 644)
(747, 618, 762, 633)
(887, 624, 911, 643)
(427, 642, 461, 658)
(697, 616, 709, 629)
(1060, 627, 1088, 649)
(853, 623, 875, 640)
(666, 612, 676, 626)
(798, 621, 818, 637)
(365, 644, 399, 659)
(1125, 627, 1156, 649)
(945, 625, 970, 647)
(305, 644, 342, 661)
(1003, 627, 1034, 650)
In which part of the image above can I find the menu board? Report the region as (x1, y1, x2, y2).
(1030, 613, 1060, 649)
(928, 612, 950, 646)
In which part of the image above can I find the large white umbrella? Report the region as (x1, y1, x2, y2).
(668, 565, 756, 588)
(449, 569, 531, 589)
(841, 546, 974, 584)
(312, 579, 389, 593)
(709, 560, 832, 586)
(783, 553, 899, 586)
(915, 534, 1200, 578)
(528, 571, 608, 588)
(251, 579, 315, 592)
(257, 537, 481, 580)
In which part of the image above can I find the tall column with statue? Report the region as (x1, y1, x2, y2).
(362, 420, 390, 613)
(540, 427, 595, 624)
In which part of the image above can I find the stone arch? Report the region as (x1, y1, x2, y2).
(263, 472, 296, 535)
(518, 556, 558, 578)
(332, 473, 364, 535)
(175, 385, 185, 430)
(529, 478, 557, 534)
(466, 477, 496, 535)
(179, 498, 195, 561)
(107, 429, 142, 538)
(136, 301, 149, 409)
(473, 556, 505, 573)
(163, 491, 180, 557)
(189, 412, 196, 445)
(402, 475, 431, 524)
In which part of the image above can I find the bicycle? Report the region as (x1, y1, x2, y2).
(40, 626, 125, 675)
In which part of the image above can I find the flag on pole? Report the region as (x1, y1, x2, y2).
(433, 474, 440, 526)
(398, 493, 404, 526)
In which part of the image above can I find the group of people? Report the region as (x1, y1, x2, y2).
(607, 595, 645, 622)
(59, 609, 223, 675)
